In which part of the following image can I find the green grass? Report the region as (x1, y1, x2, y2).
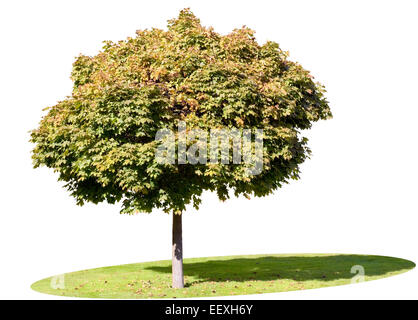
(31, 253, 415, 299)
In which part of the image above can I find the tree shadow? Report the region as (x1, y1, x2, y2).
(145, 254, 415, 286)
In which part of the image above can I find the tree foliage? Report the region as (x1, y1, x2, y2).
(30, 9, 331, 214)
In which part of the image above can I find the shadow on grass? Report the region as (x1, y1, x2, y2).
(145, 254, 415, 286)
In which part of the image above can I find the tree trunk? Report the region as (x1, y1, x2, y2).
(172, 213, 184, 288)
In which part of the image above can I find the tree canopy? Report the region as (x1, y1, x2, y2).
(30, 9, 331, 214)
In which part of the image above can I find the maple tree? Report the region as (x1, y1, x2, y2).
(31, 9, 331, 288)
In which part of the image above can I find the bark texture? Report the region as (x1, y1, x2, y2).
(172, 213, 184, 288)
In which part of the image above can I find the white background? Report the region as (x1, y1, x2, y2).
(0, 0, 417, 299)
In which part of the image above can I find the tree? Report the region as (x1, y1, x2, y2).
(30, 9, 331, 288)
